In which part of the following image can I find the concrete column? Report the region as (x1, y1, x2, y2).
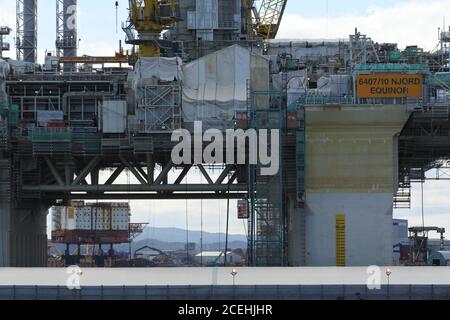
(9, 203, 48, 267)
(292, 105, 410, 267)
(287, 195, 306, 266)
(0, 160, 11, 267)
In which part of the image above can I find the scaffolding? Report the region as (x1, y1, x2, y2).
(0, 26, 11, 58)
(134, 84, 182, 133)
(16, 0, 37, 63)
(55, 0, 78, 58)
(296, 106, 305, 204)
(248, 90, 287, 266)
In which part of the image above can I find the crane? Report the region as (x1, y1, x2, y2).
(123, 0, 179, 57)
(252, 0, 288, 40)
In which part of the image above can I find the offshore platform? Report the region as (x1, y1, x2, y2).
(0, 0, 450, 268)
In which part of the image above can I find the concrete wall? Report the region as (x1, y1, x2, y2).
(305, 193, 394, 266)
(290, 105, 410, 266)
(0, 160, 11, 267)
(0, 159, 47, 267)
(9, 205, 48, 267)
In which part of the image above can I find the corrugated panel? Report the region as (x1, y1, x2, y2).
(336, 214, 346, 267)
(195, 0, 218, 30)
(102, 100, 127, 134)
(187, 11, 196, 29)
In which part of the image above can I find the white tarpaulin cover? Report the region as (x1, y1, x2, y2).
(0, 59, 9, 105)
(182, 44, 270, 129)
(6, 59, 36, 75)
(131, 57, 182, 83)
(127, 57, 183, 132)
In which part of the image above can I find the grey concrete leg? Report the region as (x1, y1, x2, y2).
(0, 160, 11, 267)
(9, 204, 48, 267)
(1, 158, 48, 267)
(287, 196, 306, 266)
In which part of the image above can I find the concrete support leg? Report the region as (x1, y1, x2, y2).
(0, 156, 49, 267)
(292, 105, 410, 267)
(288, 196, 306, 266)
(0, 160, 11, 267)
(9, 204, 48, 267)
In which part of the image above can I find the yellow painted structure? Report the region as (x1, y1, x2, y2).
(305, 105, 410, 193)
(293, 104, 412, 266)
(335, 214, 346, 267)
(356, 74, 423, 99)
(129, 0, 178, 57)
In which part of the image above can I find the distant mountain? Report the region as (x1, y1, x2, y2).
(135, 227, 247, 244)
(115, 239, 247, 253)
(49, 227, 248, 256)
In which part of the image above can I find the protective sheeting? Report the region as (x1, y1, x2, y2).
(130, 57, 182, 85)
(287, 76, 308, 106)
(6, 59, 36, 75)
(272, 68, 308, 91)
(0, 60, 8, 79)
(316, 75, 352, 97)
(101, 100, 127, 134)
(128, 57, 182, 132)
(182, 44, 270, 130)
(0, 60, 9, 105)
(267, 40, 345, 62)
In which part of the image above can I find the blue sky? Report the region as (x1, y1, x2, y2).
(0, 0, 447, 62)
(1, 0, 450, 237)
(286, 0, 397, 17)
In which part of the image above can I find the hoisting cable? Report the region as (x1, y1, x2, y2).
(224, 179, 231, 267)
(185, 173, 189, 265)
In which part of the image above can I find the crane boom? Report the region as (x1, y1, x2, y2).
(124, 0, 179, 57)
(254, 0, 288, 40)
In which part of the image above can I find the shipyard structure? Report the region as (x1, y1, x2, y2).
(0, 0, 450, 267)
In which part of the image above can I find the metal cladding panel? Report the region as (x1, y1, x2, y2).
(52, 204, 129, 232)
(187, 11, 196, 29)
(195, 0, 218, 30)
(102, 100, 127, 134)
(182, 45, 270, 129)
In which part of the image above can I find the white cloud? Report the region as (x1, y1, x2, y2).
(278, 0, 450, 50)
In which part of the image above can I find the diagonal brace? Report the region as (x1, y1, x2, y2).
(44, 157, 65, 186)
(119, 155, 148, 185)
(72, 156, 101, 186)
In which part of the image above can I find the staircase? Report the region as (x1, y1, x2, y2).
(394, 176, 411, 209)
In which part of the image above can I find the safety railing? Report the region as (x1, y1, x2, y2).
(0, 284, 448, 300)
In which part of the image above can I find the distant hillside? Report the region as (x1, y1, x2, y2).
(49, 227, 247, 255)
(115, 239, 247, 253)
(135, 227, 247, 244)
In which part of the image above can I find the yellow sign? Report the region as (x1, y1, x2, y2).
(356, 74, 423, 98)
(68, 207, 75, 219)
